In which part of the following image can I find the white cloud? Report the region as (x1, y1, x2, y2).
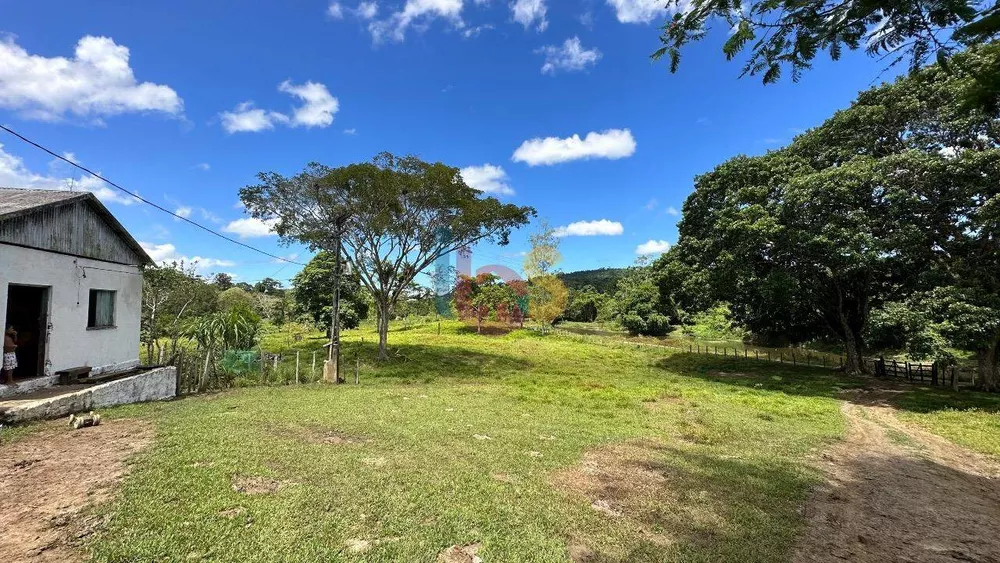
(328, 2, 345, 18)
(636, 239, 671, 255)
(356, 1, 379, 19)
(279, 80, 338, 128)
(195, 162, 210, 171)
(460, 164, 515, 195)
(367, 0, 464, 42)
(606, 0, 692, 23)
(219, 102, 288, 133)
(644, 198, 657, 211)
(223, 217, 278, 238)
(174, 206, 192, 219)
(139, 241, 235, 271)
(665, 206, 679, 216)
(0, 35, 182, 122)
(538, 37, 601, 74)
(199, 208, 222, 223)
(463, 24, 495, 37)
(344, 127, 357, 135)
(0, 143, 137, 205)
(554, 219, 623, 237)
(512, 129, 636, 166)
(219, 81, 338, 133)
(511, 0, 548, 31)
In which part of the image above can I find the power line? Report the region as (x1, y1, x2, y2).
(0, 123, 306, 267)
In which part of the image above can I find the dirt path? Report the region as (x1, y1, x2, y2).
(0, 419, 152, 562)
(793, 397, 1000, 563)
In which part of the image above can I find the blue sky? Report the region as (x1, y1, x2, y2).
(0, 0, 898, 286)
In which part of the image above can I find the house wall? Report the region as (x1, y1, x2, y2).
(0, 243, 142, 376)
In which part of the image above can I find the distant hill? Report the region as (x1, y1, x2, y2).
(559, 268, 627, 293)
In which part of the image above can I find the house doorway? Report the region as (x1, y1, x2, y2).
(5, 284, 49, 380)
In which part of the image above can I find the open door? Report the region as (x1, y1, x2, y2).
(4, 284, 50, 380)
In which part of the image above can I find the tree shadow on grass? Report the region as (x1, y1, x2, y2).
(654, 353, 1000, 415)
(555, 439, 816, 562)
(342, 342, 532, 382)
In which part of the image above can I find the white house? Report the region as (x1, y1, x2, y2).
(0, 188, 152, 392)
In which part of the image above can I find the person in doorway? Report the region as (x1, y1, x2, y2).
(3, 326, 17, 385)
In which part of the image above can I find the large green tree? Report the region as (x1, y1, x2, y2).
(666, 47, 1000, 375)
(240, 153, 534, 359)
(291, 251, 369, 331)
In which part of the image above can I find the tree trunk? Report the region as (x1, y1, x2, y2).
(976, 340, 1000, 391)
(477, 314, 482, 334)
(837, 309, 869, 376)
(377, 302, 390, 360)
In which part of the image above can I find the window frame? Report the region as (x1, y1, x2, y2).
(87, 289, 117, 330)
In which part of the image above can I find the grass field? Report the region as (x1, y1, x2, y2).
(78, 321, 1000, 561)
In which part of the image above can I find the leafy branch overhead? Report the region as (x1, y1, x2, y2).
(655, 0, 1000, 84)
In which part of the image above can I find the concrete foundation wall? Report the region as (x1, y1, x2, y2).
(1, 366, 176, 423)
(0, 243, 142, 376)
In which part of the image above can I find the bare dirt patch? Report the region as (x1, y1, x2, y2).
(551, 440, 716, 555)
(0, 418, 152, 563)
(437, 542, 483, 563)
(231, 475, 288, 495)
(793, 402, 1000, 562)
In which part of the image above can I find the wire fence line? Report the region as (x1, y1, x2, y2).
(558, 328, 977, 389)
(153, 342, 369, 395)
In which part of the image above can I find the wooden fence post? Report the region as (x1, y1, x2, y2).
(355, 356, 360, 384)
(295, 351, 300, 384)
(175, 349, 183, 396)
(312, 351, 317, 379)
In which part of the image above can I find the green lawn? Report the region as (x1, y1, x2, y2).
(83, 321, 998, 562)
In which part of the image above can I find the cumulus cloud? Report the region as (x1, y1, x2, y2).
(554, 219, 624, 237)
(511, 0, 548, 31)
(666, 206, 680, 216)
(222, 217, 278, 238)
(0, 143, 137, 205)
(605, 0, 692, 23)
(219, 80, 338, 133)
(356, 1, 379, 19)
(0, 35, 182, 122)
(512, 129, 636, 166)
(194, 162, 210, 171)
(537, 37, 601, 74)
(139, 241, 235, 271)
(460, 164, 515, 195)
(219, 102, 289, 133)
(367, 0, 464, 42)
(174, 206, 192, 219)
(636, 239, 671, 255)
(328, 2, 345, 18)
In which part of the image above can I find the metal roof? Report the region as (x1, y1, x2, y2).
(0, 187, 153, 265)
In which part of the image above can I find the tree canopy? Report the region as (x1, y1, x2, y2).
(291, 250, 369, 331)
(661, 44, 1000, 378)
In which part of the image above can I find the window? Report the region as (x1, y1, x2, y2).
(87, 289, 116, 329)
